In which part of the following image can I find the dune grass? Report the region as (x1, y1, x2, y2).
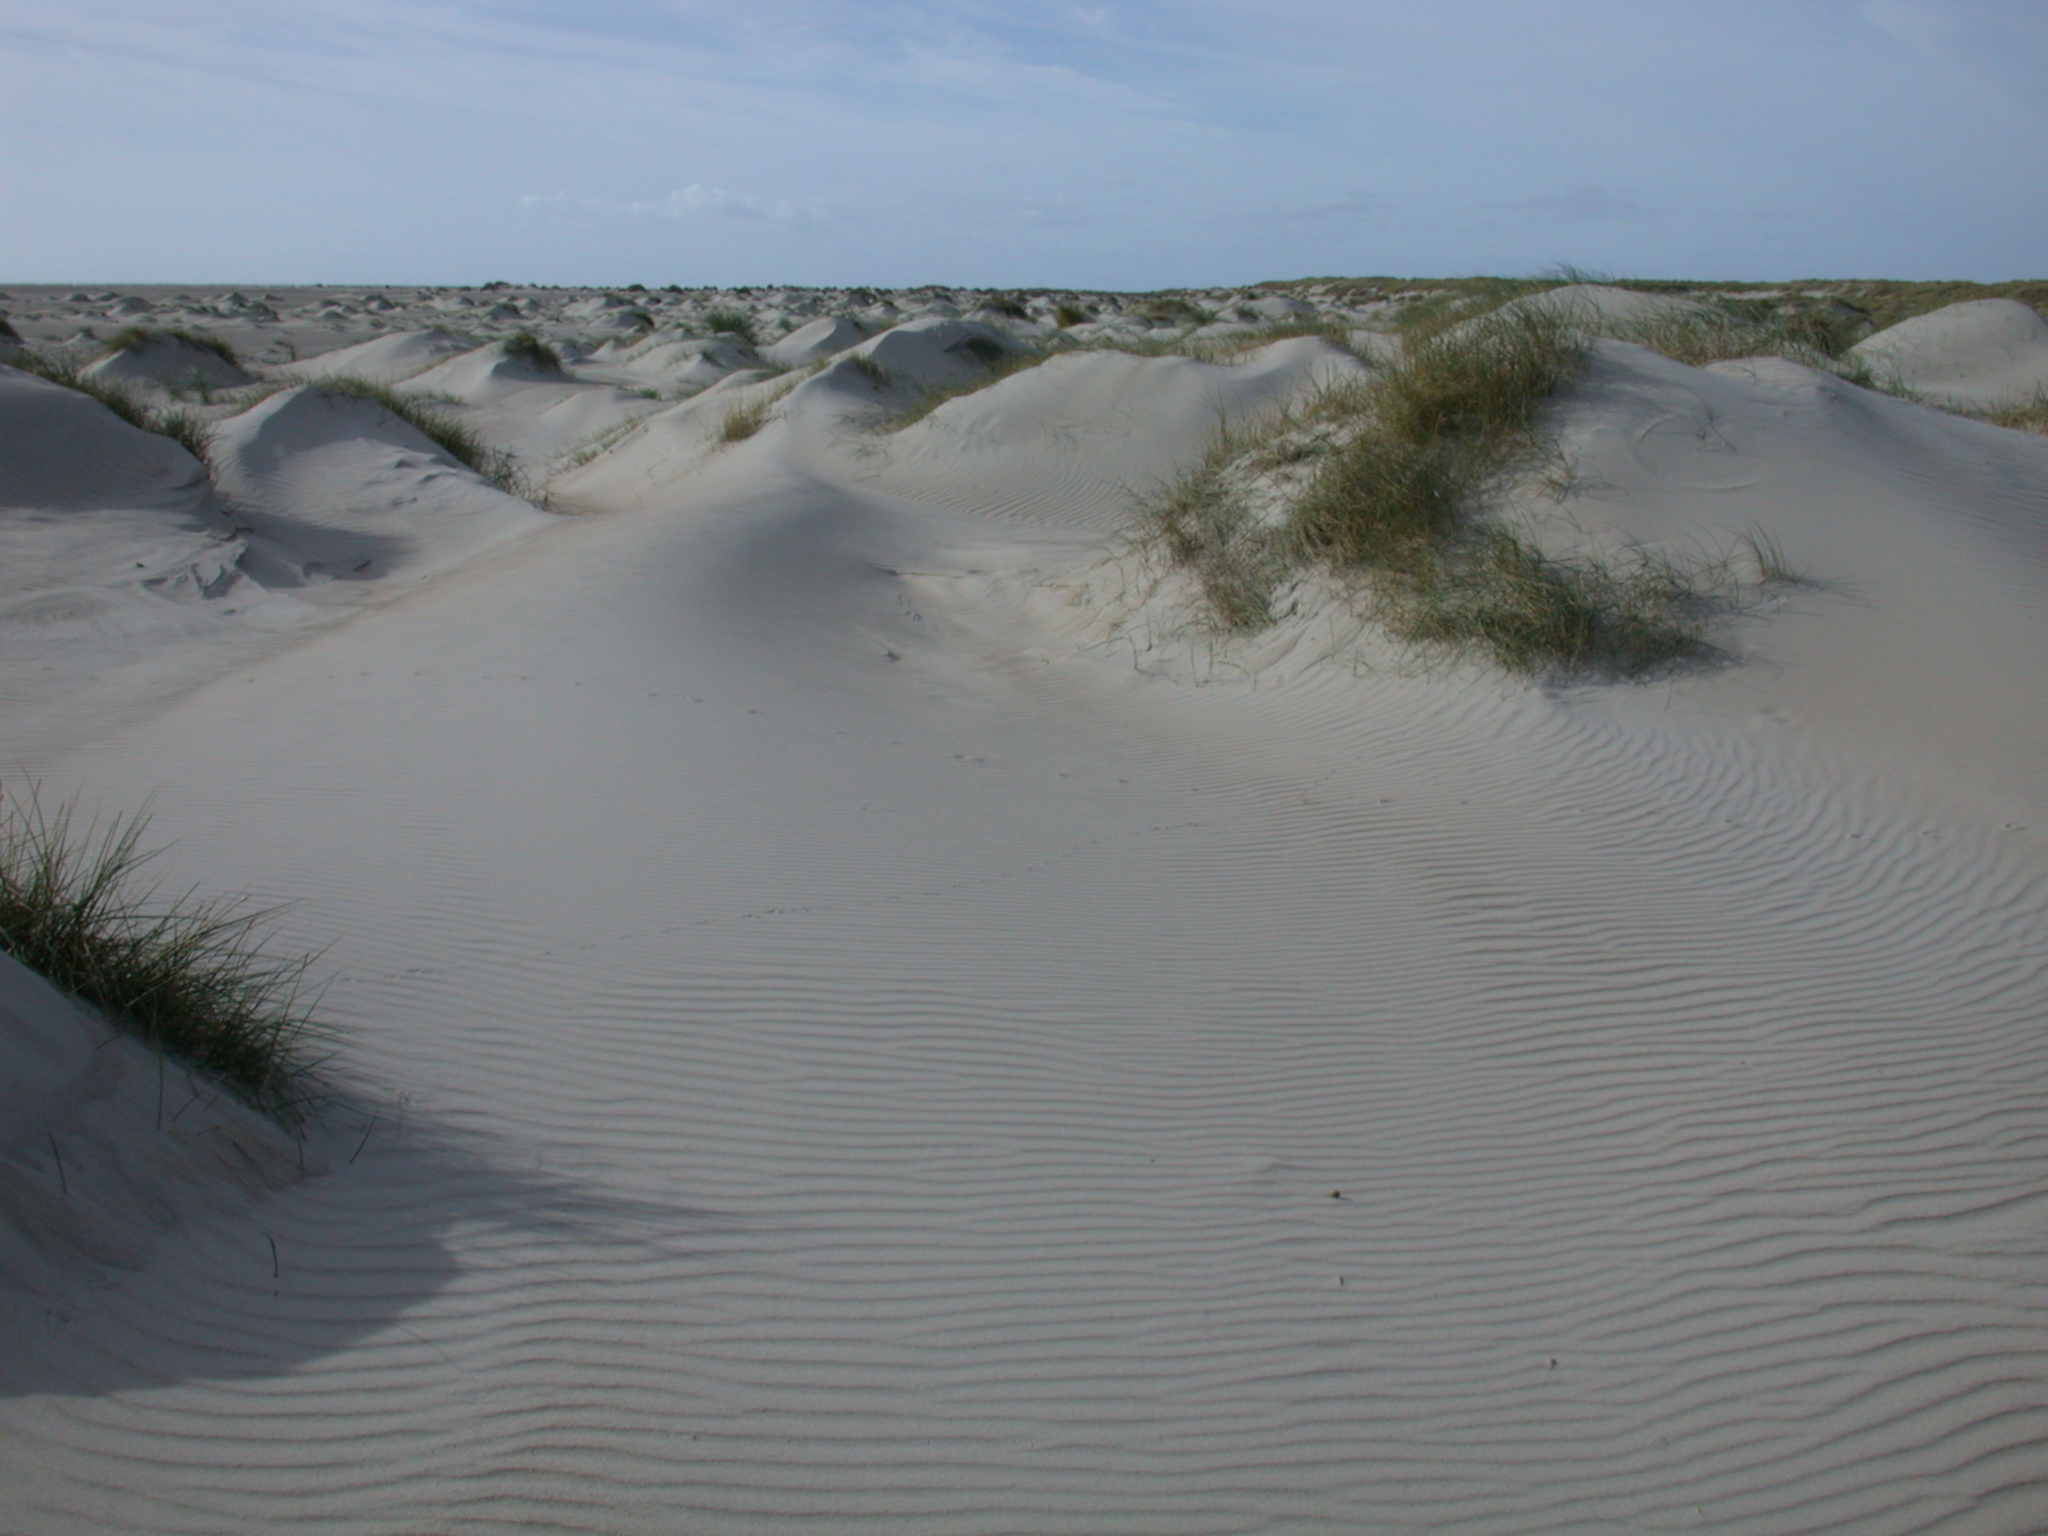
(502, 330, 562, 371)
(101, 325, 241, 368)
(716, 393, 772, 443)
(9, 346, 218, 471)
(1970, 388, 2048, 437)
(0, 787, 323, 1123)
(1196, 317, 1357, 358)
(1142, 303, 1714, 677)
(1590, 297, 1865, 369)
(309, 376, 524, 495)
(702, 307, 759, 347)
(1130, 297, 1214, 327)
(1146, 425, 1303, 632)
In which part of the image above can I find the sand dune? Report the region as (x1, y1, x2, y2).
(274, 328, 471, 384)
(82, 334, 253, 392)
(1851, 297, 2048, 406)
(1, 280, 2046, 1534)
(211, 386, 553, 589)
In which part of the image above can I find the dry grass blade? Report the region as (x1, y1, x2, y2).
(1141, 301, 1714, 678)
(101, 325, 241, 367)
(0, 786, 325, 1122)
(7, 346, 219, 474)
(717, 394, 772, 443)
(310, 376, 526, 496)
(1972, 388, 2048, 437)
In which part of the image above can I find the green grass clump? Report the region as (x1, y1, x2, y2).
(102, 325, 241, 367)
(1054, 301, 1091, 328)
(148, 406, 216, 466)
(309, 376, 523, 495)
(1374, 528, 1707, 676)
(1143, 303, 1711, 677)
(716, 394, 772, 443)
(702, 307, 759, 346)
(1146, 432, 1295, 632)
(1299, 307, 1707, 673)
(0, 787, 323, 1122)
(1592, 297, 1865, 369)
(502, 330, 562, 371)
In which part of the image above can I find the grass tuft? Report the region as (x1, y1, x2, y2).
(309, 376, 525, 495)
(9, 347, 218, 473)
(702, 307, 759, 347)
(102, 325, 241, 367)
(1145, 432, 1294, 632)
(716, 394, 772, 443)
(1593, 299, 1864, 370)
(502, 330, 562, 371)
(1740, 526, 1803, 584)
(0, 786, 324, 1123)
(1970, 387, 2048, 437)
(1141, 303, 1713, 677)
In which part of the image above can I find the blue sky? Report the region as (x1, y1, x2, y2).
(2, 0, 2041, 287)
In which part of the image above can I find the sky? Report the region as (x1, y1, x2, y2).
(2, 0, 2042, 288)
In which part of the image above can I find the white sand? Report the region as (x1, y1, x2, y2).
(1851, 297, 2048, 406)
(2, 285, 2046, 1534)
(83, 334, 253, 391)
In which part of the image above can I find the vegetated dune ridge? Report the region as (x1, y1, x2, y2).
(0, 280, 2046, 1535)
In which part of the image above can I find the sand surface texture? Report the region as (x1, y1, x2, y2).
(2, 282, 2046, 1534)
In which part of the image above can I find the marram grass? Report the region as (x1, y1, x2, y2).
(101, 325, 241, 367)
(8, 347, 218, 472)
(1142, 302, 1712, 678)
(0, 787, 324, 1123)
(309, 376, 526, 496)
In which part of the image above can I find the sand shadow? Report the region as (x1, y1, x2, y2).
(0, 1093, 736, 1399)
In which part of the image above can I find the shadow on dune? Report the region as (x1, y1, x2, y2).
(0, 1092, 737, 1400)
(231, 514, 419, 587)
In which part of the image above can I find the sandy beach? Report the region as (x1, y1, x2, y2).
(3, 278, 2047, 1533)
